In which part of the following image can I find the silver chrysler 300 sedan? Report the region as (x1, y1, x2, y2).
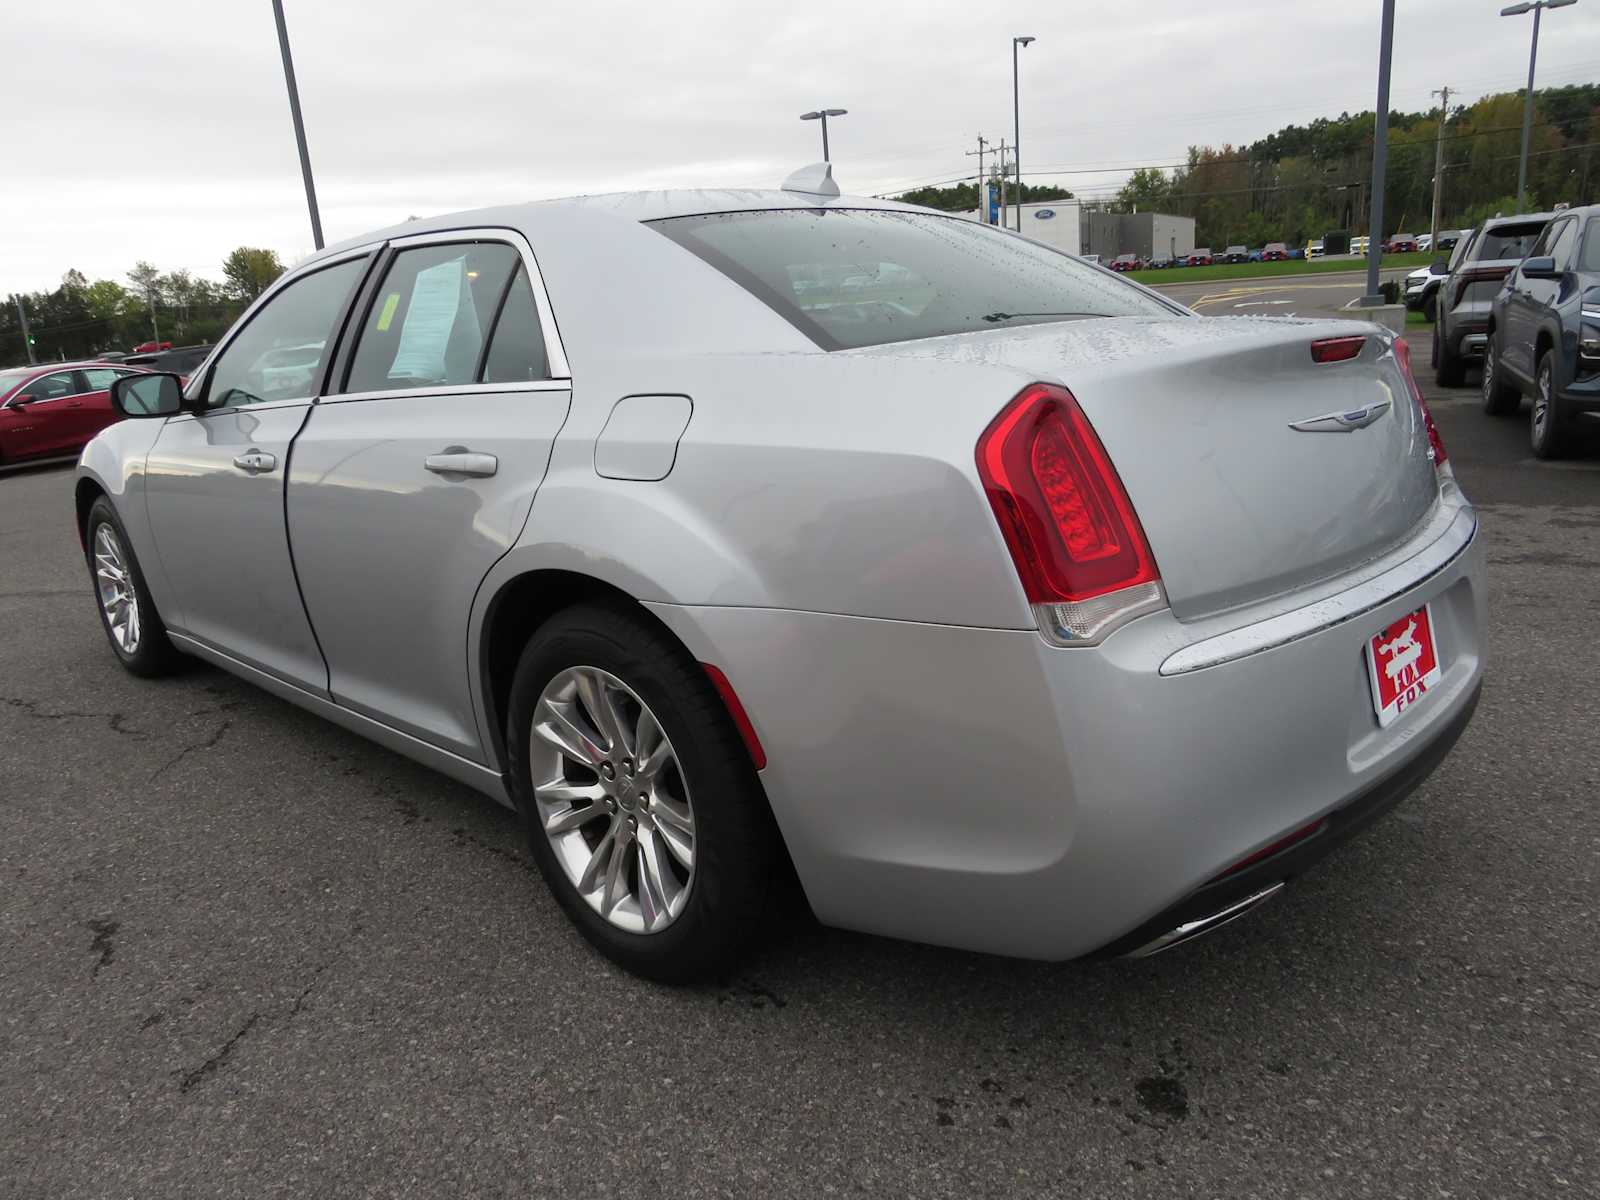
(78, 168, 1484, 981)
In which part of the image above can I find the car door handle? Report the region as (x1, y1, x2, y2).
(424, 451, 498, 478)
(232, 450, 277, 473)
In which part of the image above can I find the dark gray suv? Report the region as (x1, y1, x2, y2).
(1433, 211, 1554, 387)
(1483, 205, 1600, 458)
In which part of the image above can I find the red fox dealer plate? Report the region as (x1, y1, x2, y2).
(1365, 604, 1443, 728)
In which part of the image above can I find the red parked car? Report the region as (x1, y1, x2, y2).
(0, 362, 147, 468)
(1109, 253, 1142, 272)
(1186, 248, 1214, 267)
(1262, 242, 1289, 261)
(1384, 234, 1419, 254)
(130, 340, 172, 354)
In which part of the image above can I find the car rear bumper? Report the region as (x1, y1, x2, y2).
(646, 492, 1485, 961)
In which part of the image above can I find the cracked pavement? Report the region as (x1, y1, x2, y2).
(1, 360, 1597, 1197)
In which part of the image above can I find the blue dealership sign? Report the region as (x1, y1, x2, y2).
(1035, 208, 1055, 219)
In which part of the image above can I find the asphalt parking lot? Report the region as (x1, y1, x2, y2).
(2, 349, 1597, 1198)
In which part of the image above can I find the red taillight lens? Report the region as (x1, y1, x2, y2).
(1310, 335, 1366, 363)
(1393, 337, 1447, 466)
(976, 384, 1159, 605)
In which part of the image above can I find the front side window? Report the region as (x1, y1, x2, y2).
(344, 242, 521, 394)
(205, 257, 366, 409)
(1579, 220, 1600, 273)
(651, 208, 1175, 351)
(1545, 219, 1578, 270)
(20, 371, 77, 401)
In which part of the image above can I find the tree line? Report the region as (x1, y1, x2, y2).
(3, 248, 286, 364)
(897, 84, 1598, 249)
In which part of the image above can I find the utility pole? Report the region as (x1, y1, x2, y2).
(996, 140, 1010, 229)
(12, 294, 37, 365)
(1361, 0, 1395, 307)
(271, 0, 325, 251)
(1502, 1, 1578, 212)
(1430, 86, 1451, 251)
(966, 136, 990, 222)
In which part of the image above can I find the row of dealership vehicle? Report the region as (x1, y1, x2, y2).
(1409, 205, 1599, 458)
(69, 170, 1484, 980)
(1108, 243, 1295, 271)
(0, 344, 213, 468)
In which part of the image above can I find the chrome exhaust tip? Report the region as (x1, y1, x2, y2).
(1123, 882, 1286, 959)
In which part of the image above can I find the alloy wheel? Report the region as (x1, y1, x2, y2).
(529, 666, 695, 934)
(93, 524, 140, 655)
(1482, 341, 1496, 404)
(1533, 360, 1552, 444)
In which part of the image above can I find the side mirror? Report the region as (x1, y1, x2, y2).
(1521, 256, 1558, 279)
(110, 372, 186, 418)
(1430, 257, 1449, 275)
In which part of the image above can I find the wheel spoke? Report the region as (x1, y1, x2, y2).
(544, 799, 608, 835)
(574, 668, 629, 755)
(636, 828, 678, 929)
(532, 695, 605, 766)
(652, 794, 695, 870)
(577, 824, 617, 894)
(600, 824, 632, 916)
(537, 778, 605, 807)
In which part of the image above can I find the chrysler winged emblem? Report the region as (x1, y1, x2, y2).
(1288, 399, 1391, 432)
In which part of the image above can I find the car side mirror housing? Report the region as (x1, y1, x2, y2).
(1430, 258, 1449, 275)
(110, 372, 187, 418)
(1520, 256, 1558, 279)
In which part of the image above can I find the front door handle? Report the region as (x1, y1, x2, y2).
(232, 450, 277, 473)
(424, 451, 498, 478)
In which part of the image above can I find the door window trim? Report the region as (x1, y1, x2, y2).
(323, 226, 570, 407)
(180, 247, 378, 418)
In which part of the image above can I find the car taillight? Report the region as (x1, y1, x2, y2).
(976, 383, 1165, 645)
(1393, 337, 1447, 468)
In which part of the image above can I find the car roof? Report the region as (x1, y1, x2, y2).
(310, 188, 927, 264)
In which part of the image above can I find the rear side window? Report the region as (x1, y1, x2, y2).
(481, 266, 550, 383)
(1544, 218, 1578, 269)
(345, 242, 520, 394)
(1581, 221, 1600, 273)
(650, 208, 1174, 351)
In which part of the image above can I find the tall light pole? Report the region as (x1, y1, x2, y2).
(1012, 36, 1035, 231)
(271, 0, 324, 251)
(1429, 86, 1452, 252)
(1501, 0, 1577, 212)
(1361, 0, 1395, 307)
(800, 108, 848, 163)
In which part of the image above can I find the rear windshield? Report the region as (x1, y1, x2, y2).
(1476, 221, 1546, 261)
(650, 208, 1175, 350)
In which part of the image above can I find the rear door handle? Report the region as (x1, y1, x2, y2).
(424, 451, 498, 478)
(232, 450, 277, 473)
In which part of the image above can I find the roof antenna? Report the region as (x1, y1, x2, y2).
(782, 162, 840, 198)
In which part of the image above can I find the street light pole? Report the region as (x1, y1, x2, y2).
(1429, 86, 1452, 252)
(800, 108, 848, 163)
(1501, 1, 1577, 212)
(12, 294, 37, 365)
(1012, 36, 1034, 232)
(271, 0, 324, 251)
(1361, 0, 1395, 307)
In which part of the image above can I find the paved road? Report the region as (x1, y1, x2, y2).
(1154, 267, 1414, 317)
(2, 355, 1597, 1198)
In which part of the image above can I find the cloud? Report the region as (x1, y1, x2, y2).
(3, 0, 1597, 291)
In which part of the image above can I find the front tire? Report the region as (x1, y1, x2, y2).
(505, 602, 778, 982)
(1481, 333, 1521, 415)
(1529, 350, 1570, 460)
(1423, 291, 1437, 324)
(84, 496, 184, 677)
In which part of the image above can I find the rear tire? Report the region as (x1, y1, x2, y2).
(84, 496, 184, 678)
(1434, 324, 1465, 388)
(1481, 333, 1521, 416)
(1529, 350, 1570, 460)
(1423, 291, 1437, 324)
(505, 602, 778, 982)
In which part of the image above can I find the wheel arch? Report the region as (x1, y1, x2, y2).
(74, 475, 108, 548)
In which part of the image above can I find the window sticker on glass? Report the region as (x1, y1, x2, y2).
(376, 292, 401, 332)
(389, 257, 479, 381)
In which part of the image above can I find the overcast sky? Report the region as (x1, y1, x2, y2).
(3, 0, 1598, 293)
